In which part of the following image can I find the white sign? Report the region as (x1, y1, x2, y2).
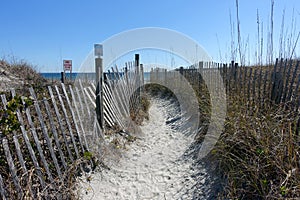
(63, 60, 72, 71)
(94, 44, 103, 57)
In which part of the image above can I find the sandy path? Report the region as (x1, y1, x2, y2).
(79, 98, 209, 200)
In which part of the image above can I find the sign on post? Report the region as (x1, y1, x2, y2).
(94, 44, 103, 57)
(63, 60, 72, 71)
(62, 60, 72, 82)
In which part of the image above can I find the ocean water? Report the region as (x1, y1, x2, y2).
(40, 72, 150, 82)
(40, 72, 94, 81)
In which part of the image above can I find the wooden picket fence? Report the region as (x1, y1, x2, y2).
(150, 58, 300, 140)
(97, 60, 144, 129)
(0, 80, 105, 198)
(213, 59, 300, 111)
(150, 58, 300, 111)
(0, 53, 145, 198)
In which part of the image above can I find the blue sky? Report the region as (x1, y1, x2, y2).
(0, 0, 299, 72)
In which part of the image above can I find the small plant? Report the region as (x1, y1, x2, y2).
(280, 185, 287, 196)
(83, 151, 93, 160)
(0, 95, 33, 136)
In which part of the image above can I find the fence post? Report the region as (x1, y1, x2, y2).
(61, 72, 65, 83)
(95, 44, 104, 129)
(135, 54, 141, 105)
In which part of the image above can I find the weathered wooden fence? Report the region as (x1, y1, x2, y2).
(150, 58, 300, 139)
(93, 55, 144, 130)
(0, 54, 144, 198)
(150, 58, 300, 111)
(0, 80, 105, 198)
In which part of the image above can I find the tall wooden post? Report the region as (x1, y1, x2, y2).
(179, 66, 184, 82)
(135, 54, 141, 105)
(61, 72, 65, 83)
(95, 44, 104, 129)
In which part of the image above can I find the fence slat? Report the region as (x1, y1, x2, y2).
(247, 68, 253, 105)
(84, 87, 96, 108)
(282, 59, 294, 102)
(69, 85, 90, 151)
(11, 89, 46, 188)
(2, 138, 23, 198)
(48, 86, 74, 162)
(43, 97, 68, 171)
(61, 83, 85, 154)
(103, 83, 124, 127)
(1, 95, 27, 174)
(29, 87, 62, 178)
(257, 66, 263, 107)
(252, 69, 258, 105)
(55, 85, 80, 158)
(79, 80, 91, 118)
(287, 61, 300, 102)
(276, 59, 286, 103)
(114, 67, 130, 115)
(262, 69, 269, 108)
(75, 87, 85, 120)
(21, 96, 54, 182)
(0, 174, 7, 200)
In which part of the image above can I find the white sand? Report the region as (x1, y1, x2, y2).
(79, 98, 209, 200)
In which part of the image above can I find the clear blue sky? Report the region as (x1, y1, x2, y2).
(0, 0, 299, 72)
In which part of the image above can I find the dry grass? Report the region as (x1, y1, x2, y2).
(177, 63, 300, 199)
(0, 59, 48, 94)
(214, 96, 300, 199)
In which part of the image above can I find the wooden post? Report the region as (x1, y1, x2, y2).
(135, 54, 141, 106)
(95, 45, 104, 129)
(287, 60, 300, 102)
(179, 66, 184, 82)
(282, 59, 294, 103)
(61, 71, 65, 83)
